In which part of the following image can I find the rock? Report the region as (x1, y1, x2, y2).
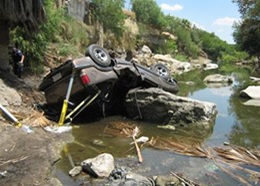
(69, 166, 82, 177)
(133, 45, 155, 66)
(242, 99, 260, 107)
(161, 32, 177, 41)
(124, 18, 139, 35)
(157, 124, 176, 131)
(191, 57, 212, 66)
(203, 74, 233, 84)
(203, 63, 218, 70)
(154, 175, 180, 186)
(250, 76, 260, 82)
(153, 54, 180, 64)
(0, 79, 22, 106)
(141, 45, 152, 54)
(125, 88, 217, 128)
(124, 173, 153, 186)
(240, 86, 260, 99)
(110, 166, 128, 180)
(49, 178, 63, 186)
(152, 54, 192, 74)
(92, 139, 105, 147)
(81, 153, 115, 178)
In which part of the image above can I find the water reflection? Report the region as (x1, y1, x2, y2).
(228, 80, 260, 148)
(56, 67, 260, 185)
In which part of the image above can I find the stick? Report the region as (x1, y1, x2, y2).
(170, 172, 193, 186)
(133, 135, 143, 163)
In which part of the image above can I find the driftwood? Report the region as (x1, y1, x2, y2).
(123, 126, 143, 163)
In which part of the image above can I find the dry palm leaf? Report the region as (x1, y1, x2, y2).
(214, 145, 260, 167)
(103, 121, 137, 137)
(150, 138, 207, 158)
(104, 121, 144, 163)
(22, 110, 53, 127)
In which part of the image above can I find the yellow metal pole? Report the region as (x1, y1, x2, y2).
(58, 100, 68, 126)
(58, 72, 75, 126)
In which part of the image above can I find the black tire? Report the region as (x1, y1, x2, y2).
(151, 63, 170, 80)
(86, 44, 111, 67)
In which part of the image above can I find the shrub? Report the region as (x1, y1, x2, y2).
(157, 40, 177, 55)
(174, 54, 189, 62)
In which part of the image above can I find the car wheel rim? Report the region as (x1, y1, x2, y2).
(155, 66, 168, 77)
(94, 48, 108, 63)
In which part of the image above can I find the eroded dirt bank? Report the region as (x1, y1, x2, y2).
(0, 123, 73, 186)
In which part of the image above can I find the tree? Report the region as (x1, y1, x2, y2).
(132, 0, 166, 29)
(92, 0, 126, 37)
(0, 0, 46, 71)
(233, 0, 260, 58)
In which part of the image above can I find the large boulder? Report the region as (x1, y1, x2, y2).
(125, 88, 217, 128)
(81, 153, 115, 178)
(240, 86, 260, 99)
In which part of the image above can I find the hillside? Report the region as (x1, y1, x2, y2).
(9, 0, 250, 74)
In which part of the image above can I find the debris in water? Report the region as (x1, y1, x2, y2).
(44, 126, 72, 133)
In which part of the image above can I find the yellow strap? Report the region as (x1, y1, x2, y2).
(58, 100, 68, 126)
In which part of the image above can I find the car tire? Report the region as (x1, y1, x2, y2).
(86, 44, 111, 67)
(151, 63, 170, 80)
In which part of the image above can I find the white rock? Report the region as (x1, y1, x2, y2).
(69, 166, 82, 177)
(243, 99, 260, 107)
(141, 45, 152, 54)
(240, 86, 260, 99)
(203, 74, 233, 84)
(81, 153, 114, 178)
(250, 76, 260, 82)
(203, 63, 218, 71)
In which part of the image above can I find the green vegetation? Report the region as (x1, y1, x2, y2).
(10, 0, 89, 73)
(174, 54, 189, 62)
(132, 0, 166, 29)
(233, 0, 260, 61)
(92, 0, 126, 37)
(9, 0, 252, 74)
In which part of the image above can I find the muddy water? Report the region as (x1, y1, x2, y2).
(54, 68, 260, 185)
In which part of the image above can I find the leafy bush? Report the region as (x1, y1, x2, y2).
(92, 0, 126, 37)
(174, 54, 189, 62)
(221, 53, 238, 64)
(132, 0, 166, 29)
(10, 0, 64, 73)
(156, 40, 177, 55)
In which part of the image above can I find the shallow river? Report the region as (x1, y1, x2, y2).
(54, 68, 260, 185)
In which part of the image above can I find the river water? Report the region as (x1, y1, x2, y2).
(55, 67, 260, 185)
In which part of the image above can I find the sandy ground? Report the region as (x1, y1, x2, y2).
(0, 71, 74, 186)
(0, 122, 73, 186)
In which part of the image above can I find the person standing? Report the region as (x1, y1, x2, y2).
(12, 46, 25, 78)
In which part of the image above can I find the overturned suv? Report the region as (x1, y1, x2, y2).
(39, 44, 179, 121)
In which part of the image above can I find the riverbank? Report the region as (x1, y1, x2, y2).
(0, 71, 74, 186)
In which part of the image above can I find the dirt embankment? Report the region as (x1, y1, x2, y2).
(0, 72, 73, 186)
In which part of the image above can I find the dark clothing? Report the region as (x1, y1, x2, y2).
(12, 49, 23, 78)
